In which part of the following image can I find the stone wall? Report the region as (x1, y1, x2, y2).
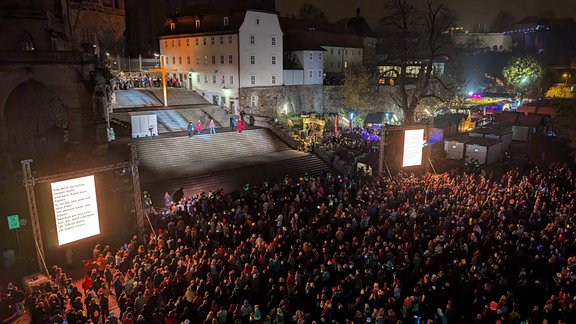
(238, 85, 345, 118)
(238, 84, 404, 119)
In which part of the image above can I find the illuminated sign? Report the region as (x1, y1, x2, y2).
(51, 175, 100, 245)
(402, 129, 424, 167)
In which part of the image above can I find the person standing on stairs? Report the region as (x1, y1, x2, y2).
(209, 119, 216, 134)
(196, 120, 203, 134)
(187, 122, 194, 137)
(237, 118, 245, 133)
(230, 116, 235, 130)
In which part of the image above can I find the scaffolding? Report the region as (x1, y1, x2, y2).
(21, 145, 146, 275)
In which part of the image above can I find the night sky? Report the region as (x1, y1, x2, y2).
(276, 0, 576, 30)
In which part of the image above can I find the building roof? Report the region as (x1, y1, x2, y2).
(444, 134, 474, 144)
(494, 111, 520, 124)
(466, 137, 501, 147)
(516, 113, 543, 127)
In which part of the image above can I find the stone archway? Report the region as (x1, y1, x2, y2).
(3, 80, 68, 170)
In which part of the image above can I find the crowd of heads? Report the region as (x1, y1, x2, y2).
(15, 160, 576, 323)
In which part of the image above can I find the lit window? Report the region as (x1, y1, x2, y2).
(272, 76, 276, 84)
(196, 74, 200, 83)
(170, 22, 176, 31)
(250, 35, 255, 45)
(344, 61, 348, 69)
(251, 96, 257, 107)
(251, 75, 256, 85)
(195, 20, 201, 28)
(272, 56, 276, 65)
(223, 17, 229, 26)
(250, 56, 255, 64)
(204, 56, 208, 64)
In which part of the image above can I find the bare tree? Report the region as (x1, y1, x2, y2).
(378, 0, 458, 124)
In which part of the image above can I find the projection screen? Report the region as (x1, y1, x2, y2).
(51, 175, 100, 245)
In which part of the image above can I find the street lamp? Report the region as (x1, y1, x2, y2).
(563, 73, 570, 86)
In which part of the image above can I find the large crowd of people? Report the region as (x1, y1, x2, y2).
(10, 159, 576, 323)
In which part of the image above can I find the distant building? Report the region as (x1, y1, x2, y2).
(452, 32, 513, 53)
(159, 3, 282, 114)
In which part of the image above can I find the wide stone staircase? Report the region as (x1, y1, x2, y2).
(132, 128, 331, 201)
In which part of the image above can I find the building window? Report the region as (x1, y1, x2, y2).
(256, 18, 260, 25)
(308, 70, 313, 78)
(195, 20, 201, 28)
(330, 48, 333, 54)
(212, 56, 216, 64)
(165, 56, 169, 65)
(344, 61, 348, 69)
(211, 36, 215, 45)
(171, 40, 174, 47)
(170, 22, 176, 31)
(272, 56, 276, 65)
(318, 70, 322, 78)
(186, 38, 190, 46)
(187, 56, 191, 64)
(229, 75, 233, 84)
(250, 35, 254, 45)
(220, 55, 224, 64)
(195, 56, 200, 65)
(204, 56, 208, 64)
(221, 75, 225, 84)
(219, 36, 223, 44)
(272, 75, 276, 84)
(223, 17, 229, 26)
(203, 37, 206, 45)
(196, 74, 200, 83)
(309, 52, 313, 60)
(164, 40, 167, 48)
(177, 39, 181, 47)
(251, 75, 256, 85)
(272, 37, 276, 46)
(212, 75, 216, 84)
(251, 95, 257, 107)
(318, 53, 322, 60)
(337, 49, 341, 55)
(345, 49, 348, 55)
(250, 56, 255, 64)
(204, 75, 208, 83)
(195, 38, 198, 46)
(172, 57, 176, 64)
(228, 35, 233, 44)
(229, 55, 233, 64)
(178, 56, 182, 64)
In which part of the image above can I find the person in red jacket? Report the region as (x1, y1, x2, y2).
(82, 274, 93, 296)
(237, 118, 245, 133)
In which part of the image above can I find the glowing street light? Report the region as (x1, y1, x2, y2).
(563, 73, 570, 86)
